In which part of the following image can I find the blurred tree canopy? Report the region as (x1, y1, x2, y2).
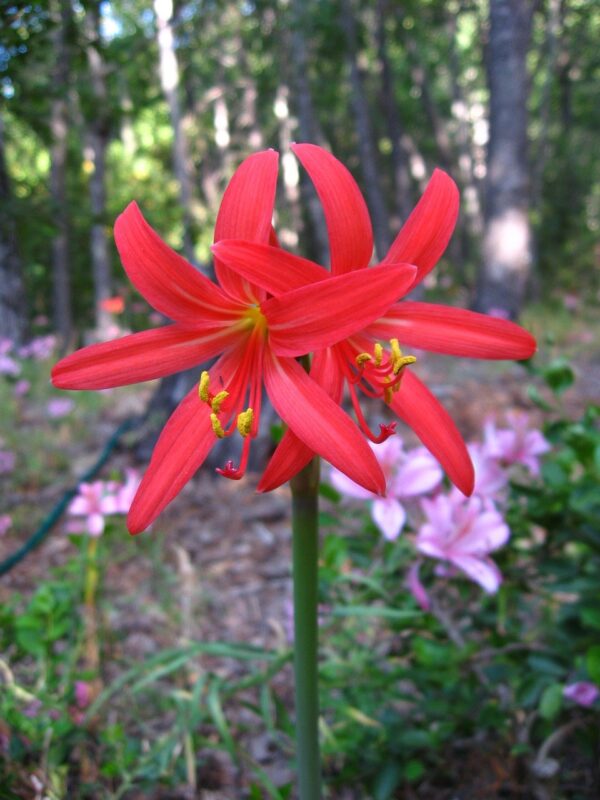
(1, 0, 598, 343)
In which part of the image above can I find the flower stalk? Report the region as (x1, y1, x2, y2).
(290, 454, 322, 800)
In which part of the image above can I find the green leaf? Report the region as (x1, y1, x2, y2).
(586, 645, 600, 684)
(543, 359, 575, 396)
(539, 684, 563, 720)
(404, 759, 425, 783)
(331, 605, 421, 622)
(373, 763, 402, 799)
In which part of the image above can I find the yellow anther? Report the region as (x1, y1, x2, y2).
(211, 390, 229, 414)
(199, 371, 210, 402)
(383, 377, 394, 405)
(210, 413, 225, 438)
(356, 353, 372, 368)
(394, 354, 417, 374)
(374, 343, 383, 366)
(236, 408, 254, 438)
(390, 338, 402, 361)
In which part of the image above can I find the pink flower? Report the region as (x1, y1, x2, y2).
(13, 379, 30, 398)
(407, 561, 430, 611)
(0, 354, 20, 376)
(46, 398, 75, 419)
(66, 481, 118, 537)
(416, 492, 510, 593)
(468, 442, 508, 499)
(18, 335, 56, 361)
(330, 438, 442, 540)
(0, 515, 11, 535)
(74, 680, 92, 709)
(114, 469, 142, 514)
(0, 450, 16, 474)
(563, 682, 600, 707)
(483, 413, 551, 476)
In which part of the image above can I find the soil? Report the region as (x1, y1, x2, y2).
(1, 347, 599, 800)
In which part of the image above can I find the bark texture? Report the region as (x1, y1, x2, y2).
(0, 115, 27, 345)
(340, 0, 390, 260)
(49, 0, 73, 347)
(474, 0, 535, 318)
(83, 1, 113, 337)
(154, 0, 195, 264)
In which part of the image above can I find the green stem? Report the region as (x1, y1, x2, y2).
(290, 457, 322, 800)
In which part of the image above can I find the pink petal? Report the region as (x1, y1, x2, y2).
(449, 554, 503, 593)
(371, 498, 406, 541)
(212, 240, 329, 294)
(265, 264, 416, 357)
(52, 325, 241, 390)
(383, 169, 459, 287)
(394, 450, 443, 497)
(213, 150, 279, 301)
(369, 302, 537, 360)
(291, 143, 373, 273)
(263, 351, 385, 495)
(114, 203, 242, 322)
(391, 370, 474, 496)
(330, 469, 375, 500)
(407, 562, 430, 611)
(87, 513, 105, 537)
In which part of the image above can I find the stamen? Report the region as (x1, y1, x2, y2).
(199, 371, 210, 402)
(356, 352, 372, 368)
(210, 413, 225, 438)
(211, 390, 229, 413)
(374, 343, 383, 366)
(236, 408, 254, 437)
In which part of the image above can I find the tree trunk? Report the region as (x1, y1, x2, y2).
(288, 0, 330, 265)
(83, 1, 113, 338)
(154, 0, 195, 264)
(0, 115, 27, 346)
(340, 0, 391, 260)
(49, 0, 72, 348)
(474, 0, 535, 319)
(375, 0, 414, 226)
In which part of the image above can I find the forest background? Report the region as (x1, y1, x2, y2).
(1, 0, 598, 348)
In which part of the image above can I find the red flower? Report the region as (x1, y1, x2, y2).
(214, 144, 537, 496)
(52, 151, 417, 533)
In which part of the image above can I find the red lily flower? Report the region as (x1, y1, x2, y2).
(52, 150, 417, 533)
(214, 144, 537, 496)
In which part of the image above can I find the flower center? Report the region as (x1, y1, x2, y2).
(243, 304, 268, 336)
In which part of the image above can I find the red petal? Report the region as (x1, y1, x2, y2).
(383, 169, 459, 287)
(212, 240, 329, 294)
(127, 345, 248, 533)
(369, 302, 537, 360)
(114, 203, 241, 324)
(127, 387, 216, 533)
(214, 150, 279, 302)
(258, 349, 344, 491)
(263, 351, 385, 495)
(51, 325, 241, 390)
(291, 143, 373, 273)
(390, 370, 474, 495)
(264, 263, 416, 356)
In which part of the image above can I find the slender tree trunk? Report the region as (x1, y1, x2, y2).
(274, 84, 305, 252)
(340, 0, 391, 260)
(288, 0, 330, 265)
(0, 115, 27, 345)
(375, 0, 414, 226)
(154, 0, 195, 263)
(83, 1, 113, 337)
(474, 0, 535, 318)
(49, 0, 72, 348)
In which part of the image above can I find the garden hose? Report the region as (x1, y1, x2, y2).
(0, 416, 141, 577)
